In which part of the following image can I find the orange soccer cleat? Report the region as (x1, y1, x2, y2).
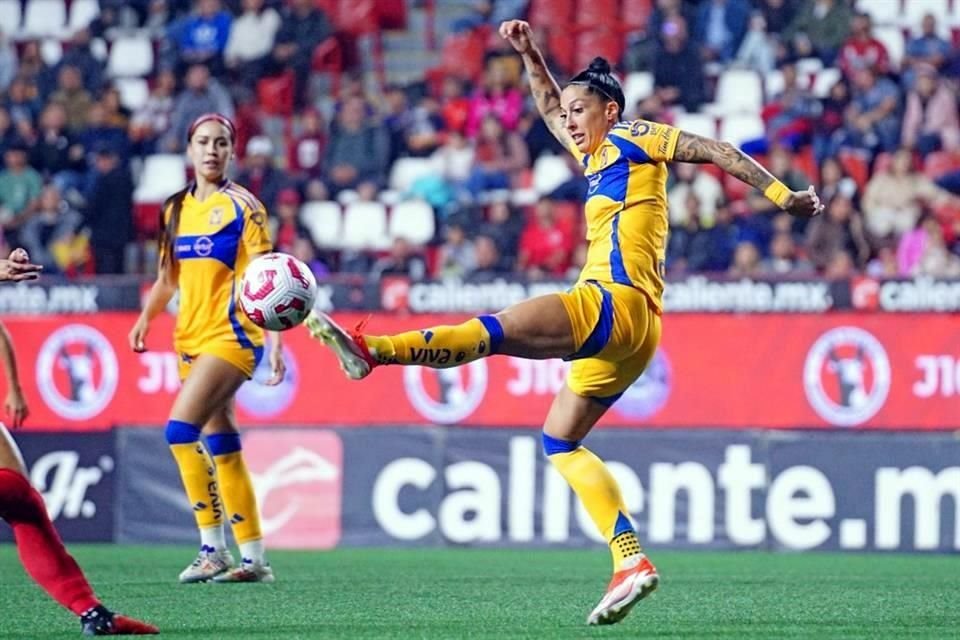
(304, 311, 378, 379)
(586, 553, 660, 626)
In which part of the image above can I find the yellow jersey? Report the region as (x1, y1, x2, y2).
(565, 119, 680, 311)
(164, 181, 273, 357)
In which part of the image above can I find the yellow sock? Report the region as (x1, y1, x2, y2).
(169, 442, 223, 530)
(213, 451, 262, 545)
(365, 315, 503, 367)
(544, 433, 641, 570)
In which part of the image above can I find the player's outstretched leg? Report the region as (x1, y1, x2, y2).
(305, 309, 505, 377)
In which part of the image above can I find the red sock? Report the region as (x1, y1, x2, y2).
(0, 469, 100, 615)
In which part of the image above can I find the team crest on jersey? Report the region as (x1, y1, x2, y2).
(404, 361, 487, 424)
(36, 325, 118, 421)
(587, 173, 602, 195)
(803, 326, 890, 427)
(209, 207, 224, 227)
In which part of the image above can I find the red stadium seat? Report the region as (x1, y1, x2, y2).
(575, 0, 619, 29)
(723, 172, 752, 203)
(838, 149, 870, 191)
(574, 27, 623, 72)
(621, 0, 653, 32)
(257, 71, 295, 117)
(440, 30, 486, 82)
(336, 0, 376, 34)
(311, 37, 343, 96)
(924, 151, 960, 179)
(529, 0, 573, 30)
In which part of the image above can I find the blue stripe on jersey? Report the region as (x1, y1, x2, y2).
(175, 205, 244, 268)
(609, 212, 632, 286)
(565, 282, 614, 360)
(589, 155, 630, 203)
(609, 133, 651, 164)
(226, 202, 254, 350)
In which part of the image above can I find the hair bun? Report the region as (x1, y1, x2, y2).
(587, 57, 612, 75)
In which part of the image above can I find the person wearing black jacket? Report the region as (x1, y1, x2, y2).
(84, 144, 133, 274)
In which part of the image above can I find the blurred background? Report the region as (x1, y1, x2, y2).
(0, 0, 958, 555)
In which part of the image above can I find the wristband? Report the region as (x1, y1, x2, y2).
(763, 180, 791, 209)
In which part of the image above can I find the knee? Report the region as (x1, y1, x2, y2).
(542, 431, 581, 457)
(165, 419, 201, 445)
(0, 468, 39, 516)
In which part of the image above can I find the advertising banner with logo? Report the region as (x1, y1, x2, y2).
(1, 312, 955, 430)
(114, 427, 960, 553)
(0, 432, 115, 542)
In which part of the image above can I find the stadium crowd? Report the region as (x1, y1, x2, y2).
(0, 0, 958, 282)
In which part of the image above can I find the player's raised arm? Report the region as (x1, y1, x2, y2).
(499, 20, 576, 152)
(672, 131, 824, 218)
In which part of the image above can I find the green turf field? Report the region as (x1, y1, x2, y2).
(0, 546, 957, 639)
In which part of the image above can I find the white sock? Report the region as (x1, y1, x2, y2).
(239, 539, 266, 564)
(200, 525, 226, 552)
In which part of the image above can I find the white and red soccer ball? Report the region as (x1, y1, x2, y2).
(239, 253, 318, 331)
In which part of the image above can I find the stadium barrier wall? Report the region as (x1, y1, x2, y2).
(5, 428, 960, 553)
(0, 312, 955, 430)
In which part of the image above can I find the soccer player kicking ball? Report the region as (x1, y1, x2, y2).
(307, 21, 823, 625)
(0, 248, 158, 636)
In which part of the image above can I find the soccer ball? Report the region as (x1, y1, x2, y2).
(238, 253, 318, 331)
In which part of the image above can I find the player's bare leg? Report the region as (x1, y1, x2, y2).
(543, 388, 659, 625)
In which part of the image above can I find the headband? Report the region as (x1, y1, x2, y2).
(569, 80, 623, 112)
(187, 113, 236, 142)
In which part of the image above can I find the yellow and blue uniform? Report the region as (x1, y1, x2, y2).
(165, 181, 273, 380)
(560, 119, 680, 404)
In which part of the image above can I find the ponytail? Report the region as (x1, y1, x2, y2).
(158, 187, 189, 270)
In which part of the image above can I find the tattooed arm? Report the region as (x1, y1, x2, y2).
(499, 20, 575, 151)
(672, 131, 823, 218)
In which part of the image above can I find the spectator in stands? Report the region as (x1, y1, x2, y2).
(288, 108, 327, 185)
(862, 148, 955, 242)
(728, 240, 762, 278)
(367, 237, 425, 281)
(761, 230, 814, 275)
(782, 0, 851, 64)
(758, 0, 796, 36)
(734, 12, 777, 73)
(817, 156, 858, 204)
(812, 77, 849, 163)
(517, 197, 572, 278)
(101, 88, 132, 130)
(5, 77, 41, 131)
(383, 85, 413, 163)
(236, 135, 288, 214)
(903, 14, 951, 87)
(272, 187, 307, 255)
(0, 108, 17, 158)
(18, 185, 82, 274)
(668, 162, 723, 227)
(467, 113, 528, 195)
(690, 199, 739, 272)
(437, 218, 477, 279)
(440, 76, 470, 135)
(897, 213, 960, 277)
(173, 0, 232, 75)
(471, 233, 510, 279)
(865, 242, 898, 278)
(481, 198, 522, 262)
(225, 0, 281, 88)
(837, 13, 889, 80)
(466, 64, 523, 137)
(0, 140, 42, 240)
(49, 65, 93, 133)
(823, 248, 855, 279)
(291, 235, 330, 280)
(55, 29, 105, 97)
(836, 66, 901, 156)
(272, 0, 334, 108)
(761, 62, 819, 152)
(84, 143, 133, 274)
(29, 103, 85, 196)
(130, 69, 177, 155)
(653, 16, 706, 112)
(805, 194, 870, 271)
(79, 102, 129, 163)
(405, 95, 447, 159)
(0, 31, 16, 95)
(666, 193, 703, 274)
(432, 129, 475, 194)
(323, 96, 390, 195)
(16, 41, 54, 99)
(901, 65, 960, 154)
(162, 64, 234, 152)
(695, 0, 750, 64)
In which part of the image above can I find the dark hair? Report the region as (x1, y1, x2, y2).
(159, 113, 235, 270)
(568, 57, 625, 120)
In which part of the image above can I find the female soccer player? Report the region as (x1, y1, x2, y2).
(0, 248, 157, 635)
(129, 113, 285, 584)
(307, 21, 823, 625)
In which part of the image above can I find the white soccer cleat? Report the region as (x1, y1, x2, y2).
(586, 554, 660, 626)
(304, 311, 376, 380)
(211, 560, 275, 583)
(178, 547, 235, 584)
